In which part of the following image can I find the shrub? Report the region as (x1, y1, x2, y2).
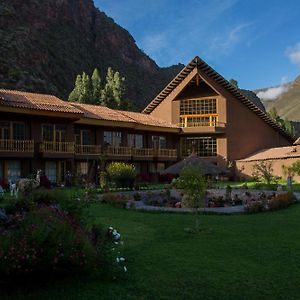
(102, 193, 128, 207)
(40, 175, 51, 189)
(0, 205, 113, 276)
(246, 200, 266, 213)
(268, 192, 294, 210)
(0, 189, 126, 278)
(107, 162, 136, 188)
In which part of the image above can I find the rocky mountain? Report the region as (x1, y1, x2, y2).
(256, 76, 300, 121)
(0, 0, 183, 110)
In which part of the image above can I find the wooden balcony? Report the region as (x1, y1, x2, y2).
(75, 145, 101, 157)
(39, 141, 75, 158)
(0, 139, 34, 157)
(103, 146, 132, 158)
(132, 148, 154, 160)
(156, 148, 178, 159)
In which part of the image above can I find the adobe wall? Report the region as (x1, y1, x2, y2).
(236, 157, 300, 182)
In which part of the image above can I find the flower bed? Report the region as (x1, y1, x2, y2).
(0, 190, 126, 279)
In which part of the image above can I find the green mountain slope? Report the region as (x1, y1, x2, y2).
(0, 0, 183, 110)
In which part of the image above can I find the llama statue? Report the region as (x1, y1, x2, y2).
(8, 180, 18, 197)
(16, 170, 42, 195)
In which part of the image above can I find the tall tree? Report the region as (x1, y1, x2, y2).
(68, 74, 82, 102)
(79, 72, 92, 103)
(91, 68, 101, 101)
(100, 67, 126, 109)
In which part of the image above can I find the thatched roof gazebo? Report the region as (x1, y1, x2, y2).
(160, 153, 228, 176)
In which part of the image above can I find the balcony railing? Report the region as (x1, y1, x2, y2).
(179, 120, 226, 128)
(132, 148, 154, 157)
(40, 142, 75, 153)
(0, 139, 34, 152)
(156, 148, 177, 158)
(179, 114, 226, 128)
(103, 146, 132, 156)
(75, 145, 101, 155)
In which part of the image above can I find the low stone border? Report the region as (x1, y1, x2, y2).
(133, 201, 245, 214)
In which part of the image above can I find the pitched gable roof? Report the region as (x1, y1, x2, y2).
(143, 56, 293, 142)
(0, 89, 82, 115)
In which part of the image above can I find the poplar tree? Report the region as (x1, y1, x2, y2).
(68, 74, 82, 102)
(91, 68, 101, 101)
(100, 67, 126, 108)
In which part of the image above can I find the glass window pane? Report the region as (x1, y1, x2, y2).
(180, 137, 217, 157)
(42, 124, 54, 141)
(13, 123, 25, 140)
(7, 160, 21, 183)
(45, 161, 56, 182)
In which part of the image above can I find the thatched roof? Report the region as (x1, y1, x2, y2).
(160, 153, 228, 175)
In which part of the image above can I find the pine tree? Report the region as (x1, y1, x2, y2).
(68, 74, 82, 102)
(100, 67, 126, 109)
(91, 68, 101, 101)
(79, 72, 92, 103)
(100, 67, 115, 107)
(112, 70, 126, 108)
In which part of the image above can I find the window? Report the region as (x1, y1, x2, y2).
(77, 162, 88, 175)
(157, 163, 165, 172)
(104, 131, 122, 147)
(42, 124, 54, 141)
(179, 98, 217, 127)
(180, 137, 217, 157)
(0, 121, 10, 140)
(149, 162, 156, 173)
(45, 161, 57, 182)
(128, 134, 143, 148)
(82, 130, 91, 145)
(180, 98, 217, 115)
(152, 135, 166, 149)
(7, 160, 21, 183)
(0, 161, 3, 181)
(13, 122, 25, 140)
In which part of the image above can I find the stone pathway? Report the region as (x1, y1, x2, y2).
(134, 201, 245, 214)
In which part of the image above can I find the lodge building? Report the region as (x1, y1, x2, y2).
(0, 56, 294, 184)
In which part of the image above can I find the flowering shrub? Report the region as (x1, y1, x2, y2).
(107, 162, 136, 188)
(268, 192, 294, 210)
(0, 190, 127, 278)
(245, 192, 294, 213)
(39, 175, 51, 189)
(245, 200, 266, 213)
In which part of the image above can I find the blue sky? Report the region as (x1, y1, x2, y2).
(95, 0, 300, 91)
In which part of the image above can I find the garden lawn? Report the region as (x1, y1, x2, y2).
(2, 204, 300, 300)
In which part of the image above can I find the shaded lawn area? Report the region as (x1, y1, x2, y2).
(2, 204, 300, 300)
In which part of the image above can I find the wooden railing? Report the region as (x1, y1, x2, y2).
(132, 148, 154, 157)
(75, 145, 101, 155)
(40, 142, 75, 153)
(179, 115, 226, 128)
(0, 139, 34, 152)
(156, 148, 177, 158)
(103, 146, 132, 156)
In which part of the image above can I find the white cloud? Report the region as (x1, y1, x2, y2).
(207, 23, 253, 56)
(286, 43, 300, 67)
(141, 33, 167, 55)
(257, 85, 289, 100)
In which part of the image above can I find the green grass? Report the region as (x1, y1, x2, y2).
(215, 180, 300, 192)
(2, 204, 300, 300)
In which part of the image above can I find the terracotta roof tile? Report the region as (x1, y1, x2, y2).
(237, 146, 300, 162)
(117, 110, 179, 128)
(71, 102, 179, 129)
(71, 103, 135, 123)
(0, 89, 82, 115)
